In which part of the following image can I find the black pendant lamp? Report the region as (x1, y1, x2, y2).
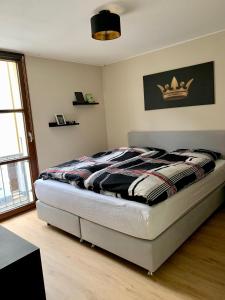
(91, 10, 121, 41)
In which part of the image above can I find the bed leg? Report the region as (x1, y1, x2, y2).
(147, 271, 154, 276)
(91, 244, 95, 248)
(80, 238, 83, 243)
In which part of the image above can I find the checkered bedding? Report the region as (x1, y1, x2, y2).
(84, 150, 216, 206)
(39, 147, 166, 187)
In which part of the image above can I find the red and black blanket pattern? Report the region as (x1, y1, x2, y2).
(39, 147, 166, 187)
(84, 150, 216, 205)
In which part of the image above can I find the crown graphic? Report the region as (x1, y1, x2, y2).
(157, 76, 194, 100)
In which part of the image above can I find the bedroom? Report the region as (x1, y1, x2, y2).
(0, 0, 225, 299)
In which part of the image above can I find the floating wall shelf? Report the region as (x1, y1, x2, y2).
(72, 101, 99, 106)
(49, 121, 79, 127)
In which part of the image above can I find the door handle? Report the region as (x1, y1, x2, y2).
(28, 131, 33, 143)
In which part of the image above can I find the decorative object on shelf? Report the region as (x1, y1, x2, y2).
(49, 121, 79, 127)
(74, 92, 85, 103)
(143, 61, 215, 110)
(85, 93, 95, 103)
(91, 10, 121, 41)
(55, 114, 66, 125)
(73, 92, 99, 105)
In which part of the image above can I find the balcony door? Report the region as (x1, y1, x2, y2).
(0, 51, 38, 221)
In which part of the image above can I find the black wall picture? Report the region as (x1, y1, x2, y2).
(74, 92, 85, 103)
(143, 61, 215, 110)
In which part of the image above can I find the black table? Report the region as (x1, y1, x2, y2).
(0, 226, 46, 300)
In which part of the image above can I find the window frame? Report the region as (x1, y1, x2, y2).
(0, 51, 39, 221)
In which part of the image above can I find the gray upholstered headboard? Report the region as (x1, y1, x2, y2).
(128, 131, 225, 157)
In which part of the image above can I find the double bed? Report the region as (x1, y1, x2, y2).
(35, 131, 225, 274)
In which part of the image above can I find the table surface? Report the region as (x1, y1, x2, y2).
(0, 225, 38, 269)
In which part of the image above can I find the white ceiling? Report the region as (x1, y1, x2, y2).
(1, 0, 225, 66)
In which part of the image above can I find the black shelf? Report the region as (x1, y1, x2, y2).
(49, 121, 79, 127)
(73, 101, 99, 106)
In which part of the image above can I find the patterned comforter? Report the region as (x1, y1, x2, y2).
(39, 147, 166, 187)
(84, 150, 216, 205)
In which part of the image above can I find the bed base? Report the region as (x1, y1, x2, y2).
(36, 184, 225, 273)
(36, 201, 81, 238)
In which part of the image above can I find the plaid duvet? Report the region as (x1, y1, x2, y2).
(39, 147, 166, 187)
(84, 151, 216, 205)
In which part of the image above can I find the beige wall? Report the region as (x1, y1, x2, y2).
(26, 56, 107, 171)
(25, 31, 225, 171)
(103, 31, 225, 148)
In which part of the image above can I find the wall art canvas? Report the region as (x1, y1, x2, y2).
(143, 61, 214, 110)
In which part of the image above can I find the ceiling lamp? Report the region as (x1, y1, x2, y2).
(91, 10, 121, 41)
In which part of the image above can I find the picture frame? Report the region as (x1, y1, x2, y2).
(74, 92, 85, 103)
(55, 114, 66, 125)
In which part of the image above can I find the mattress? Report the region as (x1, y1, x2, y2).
(35, 159, 225, 240)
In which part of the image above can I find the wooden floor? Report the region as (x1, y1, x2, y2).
(2, 207, 225, 300)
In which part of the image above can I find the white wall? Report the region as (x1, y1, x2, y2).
(26, 56, 107, 171)
(102, 31, 225, 148)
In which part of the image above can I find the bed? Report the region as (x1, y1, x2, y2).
(35, 131, 225, 274)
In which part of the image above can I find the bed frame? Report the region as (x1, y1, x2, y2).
(36, 131, 225, 275)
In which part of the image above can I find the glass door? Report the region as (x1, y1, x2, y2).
(0, 51, 38, 220)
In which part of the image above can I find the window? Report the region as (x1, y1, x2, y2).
(0, 51, 38, 220)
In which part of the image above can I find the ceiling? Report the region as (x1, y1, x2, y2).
(1, 0, 225, 66)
